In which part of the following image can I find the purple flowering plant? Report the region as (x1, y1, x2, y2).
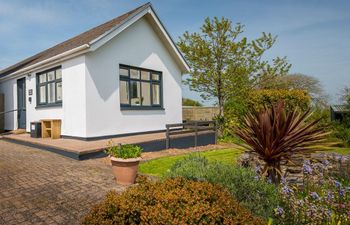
(278, 159, 350, 224)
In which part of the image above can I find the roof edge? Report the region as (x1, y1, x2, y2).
(148, 4, 190, 73)
(0, 3, 151, 79)
(0, 2, 190, 79)
(88, 3, 190, 73)
(0, 44, 89, 81)
(89, 2, 151, 47)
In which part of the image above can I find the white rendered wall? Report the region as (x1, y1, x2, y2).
(60, 56, 87, 137)
(25, 71, 63, 133)
(27, 56, 86, 136)
(85, 17, 183, 137)
(0, 55, 87, 137)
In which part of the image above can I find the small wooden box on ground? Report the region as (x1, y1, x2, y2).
(41, 119, 61, 139)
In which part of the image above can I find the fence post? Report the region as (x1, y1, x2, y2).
(166, 125, 170, 149)
(194, 121, 198, 147)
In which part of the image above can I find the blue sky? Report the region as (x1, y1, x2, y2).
(0, 0, 349, 105)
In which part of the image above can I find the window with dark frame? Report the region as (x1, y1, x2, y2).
(36, 66, 62, 107)
(119, 65, 162, 109)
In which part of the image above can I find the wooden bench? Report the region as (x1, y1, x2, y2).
(41, 119, 61, 139)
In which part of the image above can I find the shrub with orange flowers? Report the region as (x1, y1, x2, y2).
(247, 89, 311, 112)
(81, 177, 264, 225)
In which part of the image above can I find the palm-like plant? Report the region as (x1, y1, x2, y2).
(235, 101, 328, 184)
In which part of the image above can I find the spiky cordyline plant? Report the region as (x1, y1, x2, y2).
(235, 101, 328, 184)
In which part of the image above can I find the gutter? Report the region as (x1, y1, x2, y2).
(0, 44, 90, 82)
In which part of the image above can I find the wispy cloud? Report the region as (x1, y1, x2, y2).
(0, 1, 71, 38)
(0, 0, 78, 68)
(0, 1, 64, 24)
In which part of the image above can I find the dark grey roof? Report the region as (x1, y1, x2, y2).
(0, 3, 150, 78)
(331, 105, 350, 113)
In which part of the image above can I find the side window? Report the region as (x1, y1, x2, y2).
(37, 67, 62, 106)
(119, 65, 162, 109)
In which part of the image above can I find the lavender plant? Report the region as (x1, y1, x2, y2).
(276, 157, 350, 224)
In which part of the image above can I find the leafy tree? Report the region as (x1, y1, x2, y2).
(178, 17, 291, 119)
(182, 98, 202, 106)
(332, 86, 350, 146)
(340, 86, 350, 105)
(247, 89, 311, 112)
(263, 73, 328, 107)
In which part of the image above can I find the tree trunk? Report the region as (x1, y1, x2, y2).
(216, 94, 225, 136)
(218, 96, 224, 118)
(216, 72, 225, 135)
(267, 162, 282, 184)
(217, 74, 224, 118)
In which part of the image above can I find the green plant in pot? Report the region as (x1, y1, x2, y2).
(106, 141, 143, 185)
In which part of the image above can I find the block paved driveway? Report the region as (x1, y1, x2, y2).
(0, 140, 123, 225)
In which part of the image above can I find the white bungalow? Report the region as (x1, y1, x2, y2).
(0, 3, 189, 140)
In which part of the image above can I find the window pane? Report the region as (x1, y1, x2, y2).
(56, 82, 62, 101)
(152, 84, 160, 105)
(56, 69, 62, 79)
(48, 71, 55, 81)
(130, 81, 141, 106)
(141, 82, 151, 106)
(39, 86, 46, 103)
(130, 69, 140, 79)
(39, 74, 46, 83)
(141, 71, 150, 80)
(47, 83, 56, 103)
(120, 80, 129, 105)
(152, 73, 159, 81)
(120, 68, 128, 77)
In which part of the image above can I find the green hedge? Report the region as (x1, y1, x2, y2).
(82, 177, 264, 225)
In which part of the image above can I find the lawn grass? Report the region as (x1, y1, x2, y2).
(317, 146, 350, 155)
(139, 145, 350, 177)
(139, 148, 243, 177)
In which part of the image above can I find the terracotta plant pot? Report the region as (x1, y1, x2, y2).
(110, 156, 141, 185)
